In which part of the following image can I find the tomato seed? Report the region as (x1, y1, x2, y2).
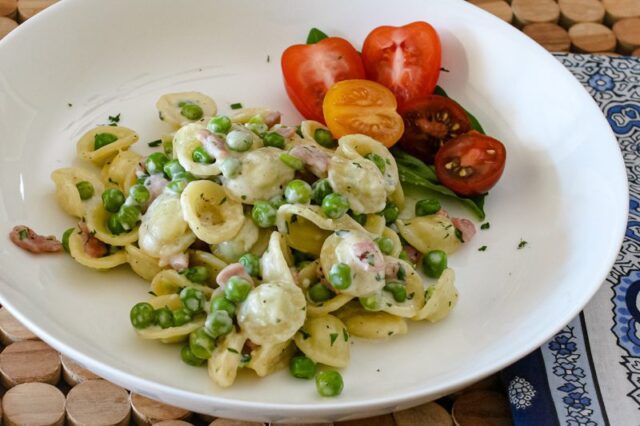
(486, 149, 496, 155)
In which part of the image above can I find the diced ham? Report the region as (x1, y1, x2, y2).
(452, 218, 476, 243)
(161, 252, 189, 272)
(216, 263, 253, 288)
(436, 208, 449, 218)
(244, 339, 259, 352)
(289, 144, 331, 178)
(196, 129, 229, 161)
(9, 225, 63, 254)
(78, 222, 108, 258)
(144, 174, 168, 202)
(273, 126, 296, 139)
(385, 261, 400, 280)
(263, 111, 282, 128)
(403, 245, 421, 265)
(353, 239, 385, 273)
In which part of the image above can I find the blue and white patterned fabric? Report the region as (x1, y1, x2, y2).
(502, 54, 640, 426)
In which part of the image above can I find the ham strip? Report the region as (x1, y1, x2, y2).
(216, 263, 253, 288)
(289, 144, 331, 178)
(78, 222, 108, 258)
(452, 217, 476, 243)
(263, 111, 282, 128)
(196, 129, 229, 161)
(9, 225, 63, 254)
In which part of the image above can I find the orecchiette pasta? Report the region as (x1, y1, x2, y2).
(101, 150, 141, 193)
(260, 232, 295, 286)
(156, 92, 217, 127)
(300, 120, 331, 143)
(207, 330, 246, 388)
(328, 155, 386, 214)
(294, 315, 350, 368)
(212, 215, 259, 263)
(307, 294, 353, 317)
(85, 201, 139, 246)
(336, 303, 408, 339)
(76, 126, 139, 166)
(188, 250, 227, 285)
(125, 244, 163, 281)
(379, 257, 425, 318)
(149, 269, 213, 297)
(397, 215, 462, 254)
(172, 123, 221, 178)
(68, 233, 127, 270)
(413, 268, 458, 322)
(247, 341, 296, 377)
(51, 167, 104, 218)
(363, 214, 386, 236)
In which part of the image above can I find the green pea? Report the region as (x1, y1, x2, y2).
(192, 146, 213, 164)
(130, 302, 155, 329)
(263, 131, 285, 149)
(329, 263, 351, 290)
(308, 283, 335, 303)
(398, 250, 413, 265)
(251, 201, 277, 228)
(315, 370, 344, 397)
(289, 355, 316, 379)
(180, 103, 204, 121)
(350, 211, 367, 226)
(224, 276, 252, 303)
(172, 171, 195, 182)
(359, 294, 381, 311)
(321, 193, 349, 219)
(364, 153, 386, 174)
(172, 308, 192, 327)
(415, 199, 441, 216)
(116, 205, 140, 231)
(75, 181, 94, 200)
(107, 214, 124, 235)
(94, 133, 118, 150)
(163, 159, 185, 180)
(422, 250, 447, 278)
(280, 153, 304, 170)
(239, 253, 261, 277)
(61, 228, 74, 253)
(208, 115, 232, 134)
(145, 152, 170, 175)
(311, 179, 333, 205)
(226, 130, 253, 152)
(313, 128, 336, 148)
(380, 202, 400, 224)
(166, 179, 188, 194)
(154, 307, 174, 329)
(136, 175, 149, 186)
(209, 296, 236, 317)
(375, 237, 394, 255)
(162, 138, 173, 157)
(246, 115, 267, 135)
(219, 157, 241, 179)
(189, 327, 216, 360)
(383, 281, 407, 303)
(285, 179, 312, 204)
(180, 345, 206, 366)
(128, 184, 150, 205)
(180, 287, 206, 313)
(102, 188, 125, 213)
(184, 266, 210, 284)
(268, 194, 286, 209)
(203, 310, 233, 338)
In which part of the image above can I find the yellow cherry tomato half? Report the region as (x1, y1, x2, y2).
(322, 79, 405, 147)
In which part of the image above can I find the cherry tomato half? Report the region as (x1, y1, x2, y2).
(362, 22, 442, 110)
(281, 37, 365, 123)
(434, 131, 506, 197)
(323, 79, 404, 147)
(398, 95, 471, 164)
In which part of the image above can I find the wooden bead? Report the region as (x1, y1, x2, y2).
(273, 423, 332, 426)
(66, 380, 130, 426)
(0, 16, 16, 40)
(336, 415, 395, 426)
(523, 23, 571, 51)
(394, 402, 453, 426)
(558, 0, 605, 28)
(2, 383, 65, 426)
(154, 422, 194, 426)
(0, 341, 61, 388)
(197, 413, 217, 423)
(512, 0, 560, 27)
(208, 419, 263, 426)
(60, 354, 100, 387)
(603, 0, 640, 25)
(613, 18, 640, 53)
(0, 0, 17, 19)
(0, 307, 38, 345)
(569, 22, 618, 53)
(130, 393, 191, 425)
(469, 1, 513, 23)
(632, 47, 640, 56)
(451, 391, 512, 426)
(17, 0, 58, 22)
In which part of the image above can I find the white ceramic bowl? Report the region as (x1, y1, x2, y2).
(0, 0, 627, 422)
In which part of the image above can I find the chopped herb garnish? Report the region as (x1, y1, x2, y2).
(387, 331, 394, 336)
(454, 228, 464, 243)
(227, 347, 239, 354)
(478, 245, 487, 252)
(480, 222, 490, 230)
(230, 103, 243, 110)
(108, 113, 121, 125)
(291, 214, 298, 224)
(343, 328, 349, 342)
(397, 265, 406, 281)
(147, 139, 162, 147)
(18, 229, 28, 240)
(330, 333, 338, 346)
(266, 55, 270, 63)
(518, 239, 528, 249)
(241, 195, 247, 200)
(335, 229, 349, 237)
(148, 291, 157, 296)
(352, 162, 362, 168)
(299, 329, 311, 340)
(240, 353, 252, 364)
(219, 197, 227, 205)
(441, 67, 450, 73)
(67, 103, 73, 107)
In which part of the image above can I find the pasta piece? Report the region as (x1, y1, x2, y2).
(85, 201, 139, 246)
(136, 294, 205, 343)
(148, 294, 183, 310)
(307, 294, 353, 317)
(101, 150, 141, 193)
(76, 126, 138, 166)
(230, 107, 278, 125)
(363, 214, 386, 236)
(297, 259, 320, 289)
(413, 268, 458, 322)
(149, 269, 213, 297)
(68, 233, 127, 270)
(156, 92, 217, 127)
(180, 180, 244, 244)
(276, 204, 368, 256)
(381, 227, 403, 258)
(397, 216, 462, 254)
(294, 315, 350, 368)
(51, 167, 104, 218)
(125, 244, 163, 281)
(207, 330, 247, 388)
(139, 193, 196, 260)
(173, 123, 221, 178)
(379, 257, 425, 318)
(212, 215, 259, 263)
(336, 303, 407, 339)
(250, 228, 271, 257)
(188, 250, 227, 285)
(247, 340, 296, 377)
(300, 120, 331, 144)
(223, 147, 295, 204)
(260, 232, 294, 286)
(328, 155, 386, 214)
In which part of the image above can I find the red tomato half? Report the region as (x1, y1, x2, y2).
(281, 38, 365, 123)
(434, 131, 506, 197)
(361, 22, 442, 109)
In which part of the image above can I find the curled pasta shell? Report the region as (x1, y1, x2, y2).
(212, 215, 259, 263)
(68, 233, 127, 270)
(208, 330, 246, 388)
(307, 294, 353, 317)
(294, 315, 350, 368)
(328, 155, 386, 214)
(381, 227, 403, 258)
(76, 126, 139, 166)
(101, 150, 141, 193)
(413, 268, 458, 322)
(51, 167, 104, 218)
(260, 232, 294, 286)
(180, 180, 244, 245)
(363, 214, 386, 236)
(230, 107, 277, 124)
(297, 260, 320, 289)
(247, 340, 296, 377)
(397, 216, 461, 254)
(149, 269, 213, 297)
(156, 92, 217, 127)
(126, 244, 163, 281)
(173, 123, 220, 178)
(85, 201, 139, 246)
(379, 257, 425, 318)
(137, 295, 205, 343)
(336, 303, 407, 339)
(139, 193, 196, 259)
(188, 250, 227, 285)
(300, 120, 330, 143)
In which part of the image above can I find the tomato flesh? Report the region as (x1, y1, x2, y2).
(435, 131, 506, 197)
(362, 22, 442, 109)
(281, 38, 365, 123)
(398, 95, 471, 164)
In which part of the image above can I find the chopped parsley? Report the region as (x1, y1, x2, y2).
(518, 239, 528, 249)
(148, 291, 157, 296)
(330, 333, 338, 346)
(230, 103, 243, 110)
(454, 228, 464, 243)
(266, 55, 270, 63)
(240, 353, 252, 364)
(147, 139, 162, 147)
(480, 222, 490, 230)
(108, 113, 121, 126)
(299, 329, 311, 340)
(219, 197, 227, 205)
(397, 265, 406, 281)
(352, 162, 362, 168)
(67, 103, 73, 107)
(478, 245, 487, 252)
(387, 331, 394, 336)
(343, 328, 349, 342)
(227, 347, 239, 354)
(18, 229, 28, 240)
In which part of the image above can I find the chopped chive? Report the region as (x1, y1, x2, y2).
(330, 333, 338, 346)
(230, 103, 243, 110)
(147, 139, 162, 147)
(478, 246, 487, 252)
(480, 222, 490, 230)
(518, 240, 528, 249)
(18, 229, 28, 240)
